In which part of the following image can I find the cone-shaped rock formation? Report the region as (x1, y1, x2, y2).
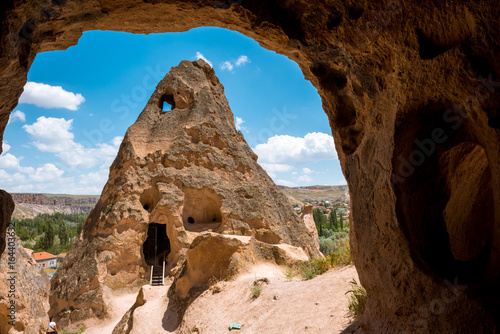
(50, 59, 320, 323)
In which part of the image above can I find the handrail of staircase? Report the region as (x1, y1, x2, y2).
(162, 254, 165, 286)
(150, 265, 153, 285)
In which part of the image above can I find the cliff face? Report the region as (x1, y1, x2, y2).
(49, 59, 319, 325)
(11, 193, 99, 219)
(0, 1, 499, 333)
(11, 193, 98, 206)
(0, 236, 50, 333)
(0, 190, 14, 255)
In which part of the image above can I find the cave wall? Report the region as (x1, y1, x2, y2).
(0, 0, 499, 332)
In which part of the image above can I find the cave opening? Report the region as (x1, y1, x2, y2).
(181, 188, 227, 232)
(142, 223, 171, 267)
(1, 25, 348, 319)
(158, 91, 175, 112)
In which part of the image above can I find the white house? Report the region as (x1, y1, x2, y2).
(33, 252, 57, 268)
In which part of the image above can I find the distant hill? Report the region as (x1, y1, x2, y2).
(278, 185, 349, 206)
(10, 186, 349, 219)
(11, 193, 100, 219)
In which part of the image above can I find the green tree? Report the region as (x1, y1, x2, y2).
(59, 221, 69, 245)
(313, 208, 327, 235)
(329, 209, 338, 230)
(42, 221, 55, 250)
(16, 225, 31, 241)
(340, 215, 344, 230)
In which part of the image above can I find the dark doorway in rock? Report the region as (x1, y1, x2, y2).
(143, 223, 170, 266)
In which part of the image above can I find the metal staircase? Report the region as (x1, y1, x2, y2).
(150, 256, 165, 286)
(150, 266, 163, 286)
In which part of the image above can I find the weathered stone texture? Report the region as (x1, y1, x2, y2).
(49, 59, 318, 324)
(1, 1, 499, 332)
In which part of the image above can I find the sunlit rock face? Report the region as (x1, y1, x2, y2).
(49, 59, 319, 324)
(0, 1, 499, 332)
(0, 236, 50, 334)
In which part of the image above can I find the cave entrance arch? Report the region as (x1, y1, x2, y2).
(143, 223, 170, 267)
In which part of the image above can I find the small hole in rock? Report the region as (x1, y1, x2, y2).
(143, 204, 149, 211)
(158, 92, 175, 112)
(162, 101, 173, 112)
(187, 217, 195, 224)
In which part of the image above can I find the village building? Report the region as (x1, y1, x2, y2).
(33, 252, 57, 268)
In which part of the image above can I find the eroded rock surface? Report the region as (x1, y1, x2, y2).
(1, 1, 499, 332)
(0, 237, 50, 334)
(300, 203, 320, 253)
(49, 59, 319, 325)
(0, 190, 14, 256)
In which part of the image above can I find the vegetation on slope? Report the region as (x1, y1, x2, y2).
(12, 212, 88, 254)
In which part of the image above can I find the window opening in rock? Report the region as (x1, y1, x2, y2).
(143, 223, 170, 267)
(4, 27, 345, 267)
(187, 217, 195, 224)
(159, 93, 175, 112)
(162, 100, 173, 112)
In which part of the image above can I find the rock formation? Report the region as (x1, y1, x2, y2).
(0, 190, 14, 256)
(49, 59, 319, 325)
(0, 236, 50, 333)
(11, 193, 98, 206)
(300, 204, 320, 253)
(11, 193, 99, 219)
(0, 1, 499, 332)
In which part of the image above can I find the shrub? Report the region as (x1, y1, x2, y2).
(284, 268, 296, 281)
(251, 281, 262, 298)
(299, 236, 351, 280)
(347, 279, 366, 319)
(61, 325, 86, 334)
(250, 278, 269, 299)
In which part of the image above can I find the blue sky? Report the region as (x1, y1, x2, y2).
(0, 27, 345, 195)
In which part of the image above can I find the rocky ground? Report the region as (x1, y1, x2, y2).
(64, 264, 359, 333)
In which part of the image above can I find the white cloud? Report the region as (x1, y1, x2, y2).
(2, 142, 10, 153)
(111, 136, 123, 148)
(260, 163, 294, 173)
(194, 52, 213, 67)
(0, 164, 110, 195)
(23, 117, 123, 169)
(220, 56, 250, 72)
(0, 153, 34, 174)
(19, 82, 85, 111)
(0, 170, 27, 187)
(302, 167, 314, 174)
(235, 117, 245, 131)
(235, 55, 250, 67)
(23, 117, 75, 152)
(9, 110, 26, 123)
(220, 61, 234, 71)
(253, 132, 337, 165)
(55, 138, 122, 169)
(30, 163, 64, 182)
(297, 174, 314, 183)
(276, 179, 297, 187)
(78, 169, 109, 186)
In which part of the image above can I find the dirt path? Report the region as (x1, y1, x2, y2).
(82, 286, 140, 334)
(78, 264, 359, 333)
(178, 264, 359, 334)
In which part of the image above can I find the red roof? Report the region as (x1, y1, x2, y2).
(33, 252, 57, 261)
